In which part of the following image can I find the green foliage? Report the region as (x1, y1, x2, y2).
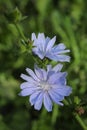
(0, 0, 87, 130)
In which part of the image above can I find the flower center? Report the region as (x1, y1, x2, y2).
(38, 81, 51, 91)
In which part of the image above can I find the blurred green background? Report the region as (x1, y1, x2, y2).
(0, 0, 87, 130)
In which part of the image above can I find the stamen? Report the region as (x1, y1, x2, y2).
(38, 81, 51, 91)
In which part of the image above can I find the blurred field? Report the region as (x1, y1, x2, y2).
(0, 0, 87, 130)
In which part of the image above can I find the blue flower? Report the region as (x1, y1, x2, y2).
(32, 33, 70, 62)
(19, 64, 72, 112)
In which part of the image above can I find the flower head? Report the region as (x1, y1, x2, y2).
(19, 64, 72, 112)
(32, 33, 70, 62)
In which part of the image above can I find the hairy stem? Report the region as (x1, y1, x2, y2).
(75, 114, 87, 130)
(14, 23, 27, 41)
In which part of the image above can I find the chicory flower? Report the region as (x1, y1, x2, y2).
(19, 64, 72, 112)
(32, 33, 70, 62)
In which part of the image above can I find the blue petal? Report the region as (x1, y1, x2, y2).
(26, 68, 39, 81)
(45, 37, 50, 43)
(46, 53, 70, 62)
(32, 48, 45, 59)
(48, 72, 67, 84)
(43, 92, 52, 112)
(34, 92, 44, 110)
(33, 39, 39, 46)
(53, 43, 66, 50)
(38, 33, 45, 42)
(47, 71, 54, 80)
(40, 69, 47, 81)
(53, 64, 63, 72)
(41, 37, 51, 53)
(55, 76, 66, 85)
(32, 33, 36, 41)
(19, 87, 38, 96)
(55, 55, 70, 62)
(54, 86, 72, 96)
(47, 65, 52, 72)
(48, 89, 64, 102)
(20, 74, 35, 82)
(53, 72, 67, 84)
(46, 53, 57, 60)
(34, 65, 43, 80)
(49, 89, 64, 106)
(46, 36, 56, 51)
(44, 37, 50, 49)
(20, 82, 35, 89)
(52, 49, 70, 54)
(38, 33, 45, 51)
(20, 74, 30, 81)
(58, 49, 70, 54)
(29, 91, 41, 105)
(48, 73, 60, 84)
(20, 74, 37, 85)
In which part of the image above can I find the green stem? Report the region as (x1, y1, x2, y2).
(14, 23, 27, 41)
(63, 99, 69, 105)
(75, 114, 87, 130)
